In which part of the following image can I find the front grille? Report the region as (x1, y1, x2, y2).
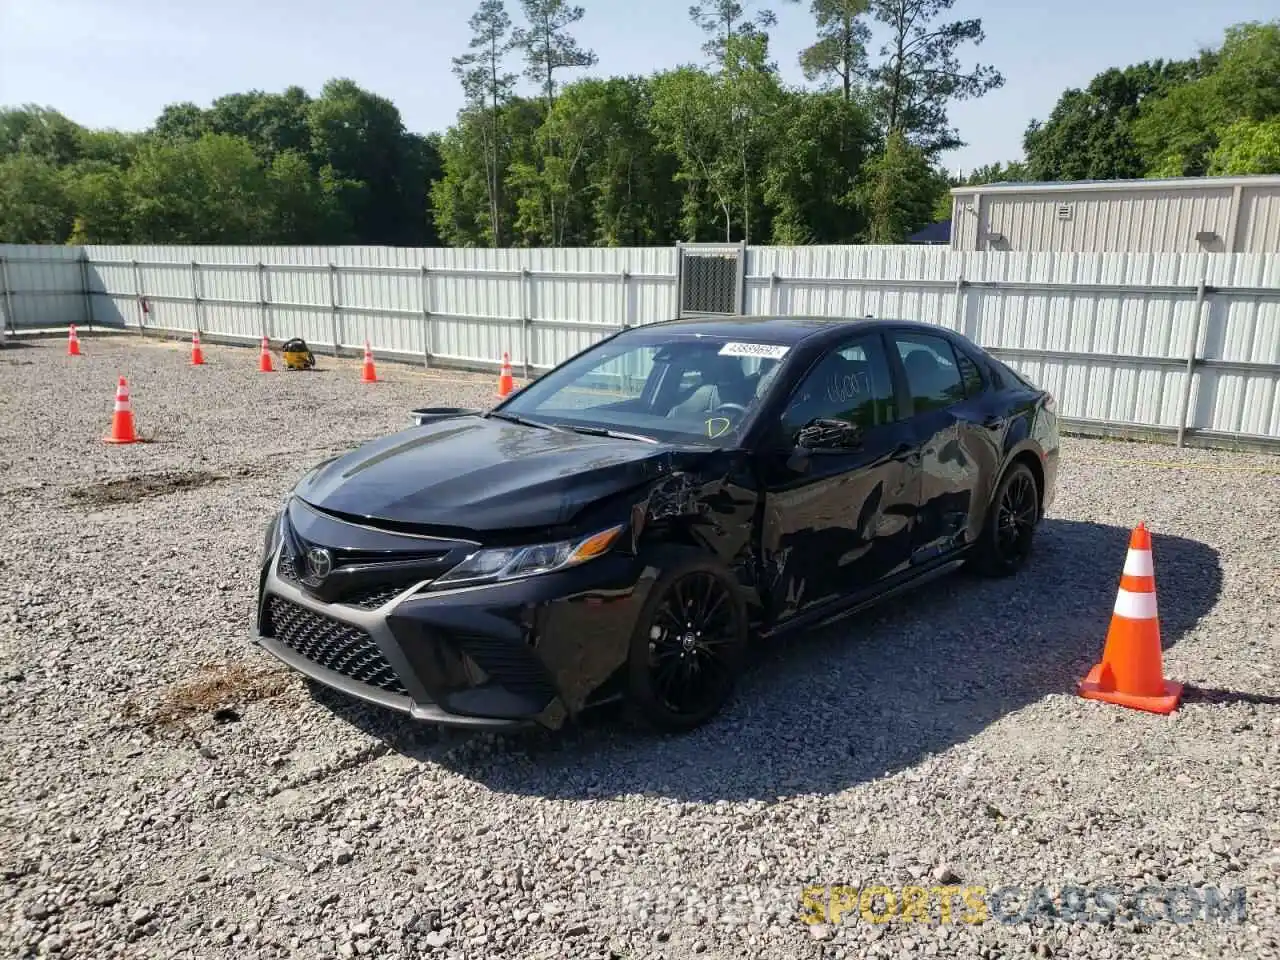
(264, 596, 407, 696)
(278, 552, 299, 582)
(343, 586, 405, 610)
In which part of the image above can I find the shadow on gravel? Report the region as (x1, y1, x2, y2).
(1182, 686, 1280, 707)
(317, 518, 1223, 802)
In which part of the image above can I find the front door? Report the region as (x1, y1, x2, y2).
(760, 331, 920, 625)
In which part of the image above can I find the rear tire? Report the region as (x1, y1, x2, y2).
(973, 461, 1040, 578)
(624, 549, 749, 733)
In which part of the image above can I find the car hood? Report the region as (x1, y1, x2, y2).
(293, 414, 695, 533)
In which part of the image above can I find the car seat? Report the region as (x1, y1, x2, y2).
(666, 354, 754, 418)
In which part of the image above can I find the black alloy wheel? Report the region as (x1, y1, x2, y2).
(626, 552, 748, 732)
(975, 461, 1040, 577)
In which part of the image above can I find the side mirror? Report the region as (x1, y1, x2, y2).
(785, 419, 861, 473)
(796, 418, 863, 452)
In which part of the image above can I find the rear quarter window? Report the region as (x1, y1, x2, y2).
(955, 350, 985, 397)
(991, 358, 1038, 391)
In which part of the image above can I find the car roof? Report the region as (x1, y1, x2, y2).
(626, 315, 966, 348)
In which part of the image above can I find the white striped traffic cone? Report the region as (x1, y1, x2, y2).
(104, 376, 139, 444)
(1077, 522, 1182, 714)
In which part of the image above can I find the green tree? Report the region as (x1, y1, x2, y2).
(205, 87, 313, 162)
(77, 129, 142, 168)
(721, 34, 787, 243)
(763, 90, 873, 242)
(431, 109, 495, 247)
(649, 67, 736, 240)
(866, 0, 1003, 154)
(0, 154, 74, 243)
(264, 150, 356, 242)
(64, 163, 132, 244)
(124, 134, 270, 243)
(306, 78, 437, 245)
(507, 1, 599, 246)
(689, 0, 777, 63)
(453, 0, 519, 246)
(1023, 60, 1202, 181)
(1207, 117, 1280, 174)
(511, 0, 598, 110)
(958, 160, 1026, 184)
(858, 128, 944, 242)
(433, 98, 543, 246)
(0, 106, 84, 166)
(570, 77, 680, 245)
(788, 0, 870, 104)
(151, 103, 208, 142)
(1134, 21, 1280, 176)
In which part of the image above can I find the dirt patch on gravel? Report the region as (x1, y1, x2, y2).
(66, 467, 263, 506)
(133, 661, 291, 731)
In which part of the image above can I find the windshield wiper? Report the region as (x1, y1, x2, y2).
(560, 424, 658, 444)
(485, 410, 560, 431)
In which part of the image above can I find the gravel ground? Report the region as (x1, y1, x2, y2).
(1, 331, 1278, 960)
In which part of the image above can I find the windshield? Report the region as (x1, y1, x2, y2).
(495, 332, 792, 446)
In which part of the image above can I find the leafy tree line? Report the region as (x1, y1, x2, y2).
(0, 0, 1000, 247)
(432, 0, 1003, 246)
(0, 80, 441, 247)
(2, 8, 1274, 250)
(1021, 20, 1280, 182)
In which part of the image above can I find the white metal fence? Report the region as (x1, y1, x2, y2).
(1, 243, 1277, 450)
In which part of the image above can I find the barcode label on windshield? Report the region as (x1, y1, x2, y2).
(718, 342, 790, 360)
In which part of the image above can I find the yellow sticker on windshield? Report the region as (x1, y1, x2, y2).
(706, 417, 732, 438)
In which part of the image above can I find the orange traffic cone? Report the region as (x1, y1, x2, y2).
(360, 340, 378, 383)
(496, 351, 514, 398)
(191, 331, 205, 366)
(68, 325, 82, 356)
(1077, 522, 1183, 714)
(258, 336, 274, 373)
(104, 376, 139, 444)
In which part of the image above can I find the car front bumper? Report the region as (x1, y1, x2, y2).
(252, 536, 657, 730)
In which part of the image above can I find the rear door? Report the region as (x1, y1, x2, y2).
(759, 331, 920, 623)
(887, 330, 1002, 565)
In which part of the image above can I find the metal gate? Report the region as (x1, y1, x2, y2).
(676, 242, 746, 317)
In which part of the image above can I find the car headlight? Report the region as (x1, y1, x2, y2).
(433, 524, 625, 588)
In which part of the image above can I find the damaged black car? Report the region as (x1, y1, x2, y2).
(254, 316, 1059, 732)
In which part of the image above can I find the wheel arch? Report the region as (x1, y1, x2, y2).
(1000, 445, 1047, 520)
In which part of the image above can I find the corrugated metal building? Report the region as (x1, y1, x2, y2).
(949, 175, 1280, 254)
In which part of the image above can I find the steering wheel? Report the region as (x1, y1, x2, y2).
(705, 402, 748, 439)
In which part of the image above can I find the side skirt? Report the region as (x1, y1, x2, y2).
(757, 551, 971, 642)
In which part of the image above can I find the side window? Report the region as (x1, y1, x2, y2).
(780, 335, 898, 438)
(893, 334, 967, 413)
(954, 348, 985, 397)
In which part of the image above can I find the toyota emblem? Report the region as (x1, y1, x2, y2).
(304, 547, 333, 581)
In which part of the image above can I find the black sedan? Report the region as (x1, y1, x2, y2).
(254, 316, 1059, 732)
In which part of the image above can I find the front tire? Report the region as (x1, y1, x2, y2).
(973, 461, 1040, 577)
(624, 550, 749, 733)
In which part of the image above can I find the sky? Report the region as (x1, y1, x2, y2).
(1, 0, 1276, 175)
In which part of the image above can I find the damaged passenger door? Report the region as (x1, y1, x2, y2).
(759, 332, 919, 625)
